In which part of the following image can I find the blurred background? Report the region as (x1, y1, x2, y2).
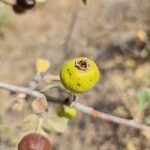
(0, 0, 150, 149)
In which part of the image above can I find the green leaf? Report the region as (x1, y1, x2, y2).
(18, 114, 48, 136)
(136, 88, 150, 111)
(43, 106, 69, 133)
(18, 114, 40, 132)
(47, 116, 69, 133)
(81, 0, 87, 5)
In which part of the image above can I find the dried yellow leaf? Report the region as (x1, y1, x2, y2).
(134, 63, 150, 86)
(137, 30, 147, 41)
(142, 130, 150, 139)
(126, 139, 136, 150)
(36, 58, 51, 73)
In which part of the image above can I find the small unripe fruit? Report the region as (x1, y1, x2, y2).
(57, 105, 77, 119)
(18, 133, 51, 150)
(60, 57, 100, 93)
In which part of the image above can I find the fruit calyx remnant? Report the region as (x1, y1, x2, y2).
(75, 58, 90, 71)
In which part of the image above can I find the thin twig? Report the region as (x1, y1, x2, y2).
(41, 84, 62, 92)
(71, 102, 150, 131)
(0, 82, 43, 97)
(28, 73, 43, 90)
(0, 81, 150, 131)
(42, 74, 60, 83)
(62, 0, 79, 55)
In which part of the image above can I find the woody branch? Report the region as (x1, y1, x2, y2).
(0, 81, 150, 131)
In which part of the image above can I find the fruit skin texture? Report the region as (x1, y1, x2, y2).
(60, 57, 100, 93)
(18, 133, 51, 150)
(57, 105, 77, 119)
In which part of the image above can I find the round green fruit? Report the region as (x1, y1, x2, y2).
(57, 105, 77, 119)
(60, 57, 100, 93)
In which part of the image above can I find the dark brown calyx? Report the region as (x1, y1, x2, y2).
(75, 58, 90, 71)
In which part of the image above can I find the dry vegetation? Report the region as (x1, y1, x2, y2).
(0, 0, 150, 149)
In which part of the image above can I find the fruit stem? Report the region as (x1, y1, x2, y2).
(36, 117, 43, 133)
(64, 92, 76, 106)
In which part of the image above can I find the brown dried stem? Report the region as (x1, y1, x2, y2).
(71, 102, 150, 131)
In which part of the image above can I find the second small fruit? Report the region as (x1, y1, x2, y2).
(57, 105, 77, 119)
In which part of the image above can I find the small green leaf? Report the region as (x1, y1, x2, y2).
(136, 88, 150, 111)
(81, 0, 87, 5)
(18, 114, 48, 136)
(47, 116, 69, 133)
(18, 114, 41, 132)
(43, 106, 69, 133)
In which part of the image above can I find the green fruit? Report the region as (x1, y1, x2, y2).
(60, 57, 100, 93)
(57, 105, 77, 119)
